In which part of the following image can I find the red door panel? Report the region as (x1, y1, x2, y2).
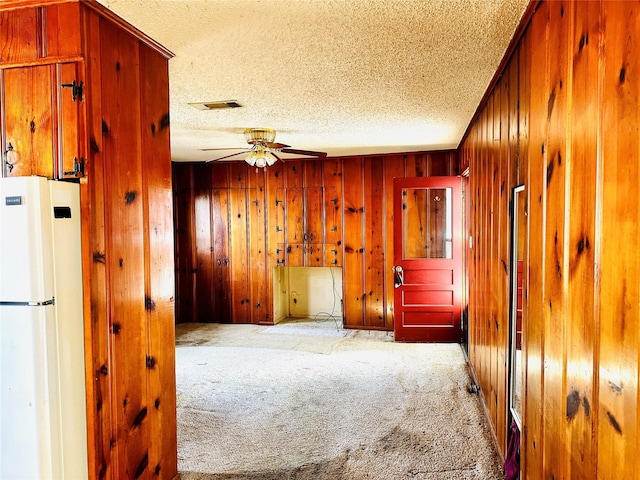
(393, 176, 463, 342)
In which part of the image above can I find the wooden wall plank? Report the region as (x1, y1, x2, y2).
(229, 182, 251, 322)
(81, 9, 112, 477)
(523, 4, 549, 476)
(564, 1, 599, 477)
(323, 159, 343, 267)
(342, 156, 365, 327)
(0, 8, 38, 64)
(211, 185, 231, 323)
(247, 167, 269, 323)
(597, 3, 640, 477)
(172, 165, 195, 324)
(541, 3, 571, 477)
(99, 17, 149, 478)
(497, 70, 511, 455)
(266, 161, 285, 269)
(193, 165, 214, 322)
(139, 43, 176, 478)
(45, 3, 81, 59)
(80, 7, 111, 476)
(488, 90, 499, 436)
(384, 155, 405, 329)
(363, 157, 386, 328)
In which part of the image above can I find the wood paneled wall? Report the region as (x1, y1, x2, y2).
(460, 1, 640, 478)
(172, 151, 457, 329)
(1, 2, 177, 479)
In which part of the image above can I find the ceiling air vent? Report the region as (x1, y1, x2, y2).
(189, 100, 242, 110)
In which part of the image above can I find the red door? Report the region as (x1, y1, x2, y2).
(393, 176, 463, 342)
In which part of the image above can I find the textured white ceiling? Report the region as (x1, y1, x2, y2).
(97, 0, 530, 162)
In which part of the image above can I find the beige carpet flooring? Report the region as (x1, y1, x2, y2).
(175, 319, 504, 480)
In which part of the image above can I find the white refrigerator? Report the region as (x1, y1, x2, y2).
(0, 176, 88, 479)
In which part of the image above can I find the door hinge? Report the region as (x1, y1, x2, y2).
(64, 157, 85, 178)
(61, 80, 84, 102)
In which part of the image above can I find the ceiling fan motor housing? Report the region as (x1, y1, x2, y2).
(245, 128, 276, 145)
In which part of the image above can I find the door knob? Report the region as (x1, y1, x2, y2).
(393, 265, 404, 288)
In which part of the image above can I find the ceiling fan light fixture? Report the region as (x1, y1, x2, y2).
(265, 151, 278, 166)
(245, 147, 277, 168)
(245, 150, 259, 167)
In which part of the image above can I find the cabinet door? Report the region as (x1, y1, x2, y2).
(2, 63, 81, 179)
(57, 63, 82, 179)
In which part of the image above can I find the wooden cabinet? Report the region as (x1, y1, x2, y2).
(1, 2, 176, 479)
(2, 62, 82, 179)
(275, 186, 339, 266)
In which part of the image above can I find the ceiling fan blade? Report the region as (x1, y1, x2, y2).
(206, 150, 250, 162)
(281, 148, 327, 158)
(264, 142, 290, 149)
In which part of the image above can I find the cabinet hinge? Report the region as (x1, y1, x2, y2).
(64, 157, 85, 178)
(61, 80, 84, 102)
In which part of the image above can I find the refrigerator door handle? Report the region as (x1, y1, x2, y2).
(0, 298, 55, 307)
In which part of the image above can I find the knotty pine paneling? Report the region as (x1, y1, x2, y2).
(597, 3, 640, 477)
(524, 3, 547, 475)
(541, 2, 571, 477)
(172, 164, 196, 324)
(99, 19, 151, 478)
(462, 1, 640, 478)
(342, 156, 365, 327)
(565, 2, 598, 477)
(172, 151, 456, 329)
(81, 7, 112, 477)
(247, 167, 270, 324)
(0, 7, 39, 64)
(363, 157, 386, 328)
(139, 42, 176, 478)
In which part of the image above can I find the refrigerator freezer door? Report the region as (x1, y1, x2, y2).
(0, 177, 55, 303)
(0, 304, 62, 479)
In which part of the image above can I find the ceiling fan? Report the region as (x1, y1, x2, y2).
(202, 128, 327, 168)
